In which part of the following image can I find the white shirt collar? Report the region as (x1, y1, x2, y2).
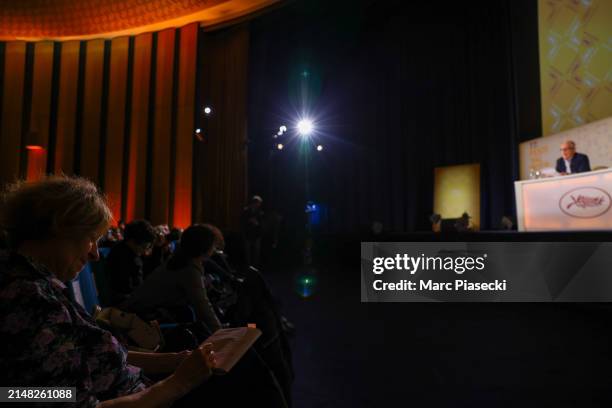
(564, 157, 572, 173)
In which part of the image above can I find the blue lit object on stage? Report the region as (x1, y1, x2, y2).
(296, 273, 317, 298)
(305, 200, 321, 226)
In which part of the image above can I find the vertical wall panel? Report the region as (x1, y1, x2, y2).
(0, 42, 26, 185)
(150, 28, 175, 225)
(173, 23, 198, 228)
(0, 43, 5, 136)
(80, 39, 104, 184)
(27, 41, 54, 175)
(144, 34, 157, 221)
(46, 42, 62, 173)
(1, 24, 202, 226)
(19, 43, 34, 179)
(97, 41, 111, 190)
(104, 36, 129, 224)
(120, 37, 135, 222)
(54, 40, 80, 174)
(125, 33, 152, 222)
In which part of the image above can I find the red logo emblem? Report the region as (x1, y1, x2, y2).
(559, 187, 612, 218)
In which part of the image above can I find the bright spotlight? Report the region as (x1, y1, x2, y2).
(297, 119, 314, 136)
(277, 143, 284, 150)
(279, 125, 287, 133)
(316, 144, 323, 151)
(203, 106, 212, 115)
(195, 128, 201, 134)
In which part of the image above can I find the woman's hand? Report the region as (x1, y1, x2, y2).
(171, 343, 216, 394)
(103, 347, 216, 406)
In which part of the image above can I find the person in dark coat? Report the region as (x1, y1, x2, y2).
(556, 140, 591, 175)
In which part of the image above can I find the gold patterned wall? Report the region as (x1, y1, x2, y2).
(539, 0, 612, 136)
(433, 164, 480, 230)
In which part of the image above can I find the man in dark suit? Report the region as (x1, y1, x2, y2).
(555, 140, 591, 175)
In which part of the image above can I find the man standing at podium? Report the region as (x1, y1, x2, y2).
(555, 140, 591, 175)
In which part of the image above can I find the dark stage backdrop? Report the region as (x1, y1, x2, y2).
(247, 0, 542, 233)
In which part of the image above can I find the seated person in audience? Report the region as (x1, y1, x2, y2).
(106, 220, 156, 306)
(556, 140, 591, 175)
(142, 225, 173, 279)
(100, 226, 122, 248)
(206, 225, 290, 331)
(113, 226, 124, 241)
(207, 225, 242, 281)
(167, 227, 183, 243)
(454, 212, 472, 232)
(204, 224, 294, 404)
(241, 195, 264, 267)
(124, 223, 290, 406)
(0, 175, 215, 407)
(122, 224, 222, 332)
(201, 226, 242, 319)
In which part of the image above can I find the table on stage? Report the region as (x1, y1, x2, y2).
(514, 168, 612, 232)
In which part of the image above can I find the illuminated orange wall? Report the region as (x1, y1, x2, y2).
(173, 24, 198, 229)
(0, 23, 199, 227)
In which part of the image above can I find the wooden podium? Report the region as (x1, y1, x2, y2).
(514, 168, 612, 231)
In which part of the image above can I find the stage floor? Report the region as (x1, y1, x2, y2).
(265, 235, 612, 407)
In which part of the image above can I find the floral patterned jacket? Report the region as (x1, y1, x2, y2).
(0, 253, 147, 407)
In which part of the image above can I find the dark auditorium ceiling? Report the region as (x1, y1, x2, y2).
(0, 0, 280, 40)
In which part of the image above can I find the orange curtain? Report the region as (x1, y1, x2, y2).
(172, 23, 198, 229)
(0, 42, 26, 185)
(0, 23, 202, 227)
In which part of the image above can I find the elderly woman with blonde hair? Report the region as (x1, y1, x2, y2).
(0, 176, 215, 407)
